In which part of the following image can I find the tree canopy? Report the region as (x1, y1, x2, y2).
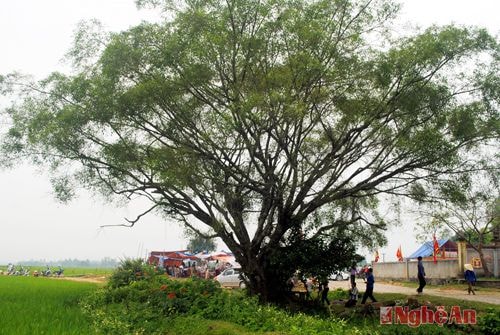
(1, 0, 499, 301)
(186, 233, 217, 253)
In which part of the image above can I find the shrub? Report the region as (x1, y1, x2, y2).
(478, 308, 500, 335)
(107, 258, 154, 289)
(82, 272, 353, 334)
(82, 274, 229, 334)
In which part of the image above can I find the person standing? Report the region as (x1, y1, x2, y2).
(305, 277, 314, 300)
(416, 256, 426, 294)
(350, 263, 357, 288)
(361, 268, 377, 304)
(464, 264, 476, 295)
(361, 265, 369, 282)
(320, 280, 330, 305)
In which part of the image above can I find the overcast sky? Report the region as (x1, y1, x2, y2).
(0, 0, 498, 264)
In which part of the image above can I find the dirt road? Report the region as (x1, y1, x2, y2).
(54, 275, 108, 284)
(329, 280, 500, 305)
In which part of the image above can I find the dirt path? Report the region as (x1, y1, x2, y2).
(329, 280, 500, 305)
(52, 275, 108, 284)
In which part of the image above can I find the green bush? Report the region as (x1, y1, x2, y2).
(107, 258, 155, 289)
(81, 271, 352, 334)
(82, 275, 228, 334)
(478, 308, 500, 335)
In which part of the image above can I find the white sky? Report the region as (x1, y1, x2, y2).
(0, 0, 498, 264)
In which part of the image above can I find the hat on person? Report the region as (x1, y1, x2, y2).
(464, 264, 473, 271)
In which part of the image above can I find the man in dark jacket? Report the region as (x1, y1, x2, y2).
(361, 268, 377, 304)
(416, 256, 426, 294)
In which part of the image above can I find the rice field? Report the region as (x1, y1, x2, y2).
(0, 276, 98, 334)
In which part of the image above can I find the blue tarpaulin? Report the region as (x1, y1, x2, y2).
(407, 239, 448, 259)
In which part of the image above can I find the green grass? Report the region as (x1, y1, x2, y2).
(58, 267, 114, 277)
(0, 276, 98, 335)
(476, 277, 500, 281)
(162, 316, 285, 335)
(381, 280, 500, 293)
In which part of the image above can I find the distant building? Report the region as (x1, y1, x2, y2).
(407, 239, 458, 261)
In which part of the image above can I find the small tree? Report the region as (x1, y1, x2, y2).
(415, 167, 499, 276)
(435, 199, 497, 276)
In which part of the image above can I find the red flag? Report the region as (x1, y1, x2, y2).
(433, 234, 439, 264)
(396, 245, 403, 262)
(374, 250, 380, 262)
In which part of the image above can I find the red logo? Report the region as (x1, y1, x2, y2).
(380, 306, 476, 327)
(380, 307, 393, 324)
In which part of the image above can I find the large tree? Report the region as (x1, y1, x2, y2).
(1, 0, 498, 301)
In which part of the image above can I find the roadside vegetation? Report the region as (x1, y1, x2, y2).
(0, 260, 498, 334)
(81, 260, 499, 335)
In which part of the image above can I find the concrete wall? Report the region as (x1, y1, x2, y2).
(373, 245, 500, 280)
(373, 259, 460, 280)
(408, 259, 459, 279)
(372, 261, 407, 280)
(466, 247, 499, 277)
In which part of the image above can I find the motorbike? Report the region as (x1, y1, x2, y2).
(54, 267, 64, 277)
(12, 266, 30, 276)
(41, 267, 52, 277)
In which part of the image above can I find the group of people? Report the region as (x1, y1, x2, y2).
(345, 263, 376, 307)
(2, 263, 29, 276)
(2, 264, 64, 277)
(343, 256, 477, 308)
(287, 274, 330, 305)
(417, 256, 477, 295)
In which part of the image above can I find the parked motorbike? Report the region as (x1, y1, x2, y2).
(54, 267, 64, 277)
(41, 267, 52, 277)
(6, 263, 15, 275)
(13, 266, 30, 276)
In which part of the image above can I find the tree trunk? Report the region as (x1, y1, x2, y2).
(242, 257, 270, 301)
(477, 246, 492, 277)
(238, 254, 288, 303)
